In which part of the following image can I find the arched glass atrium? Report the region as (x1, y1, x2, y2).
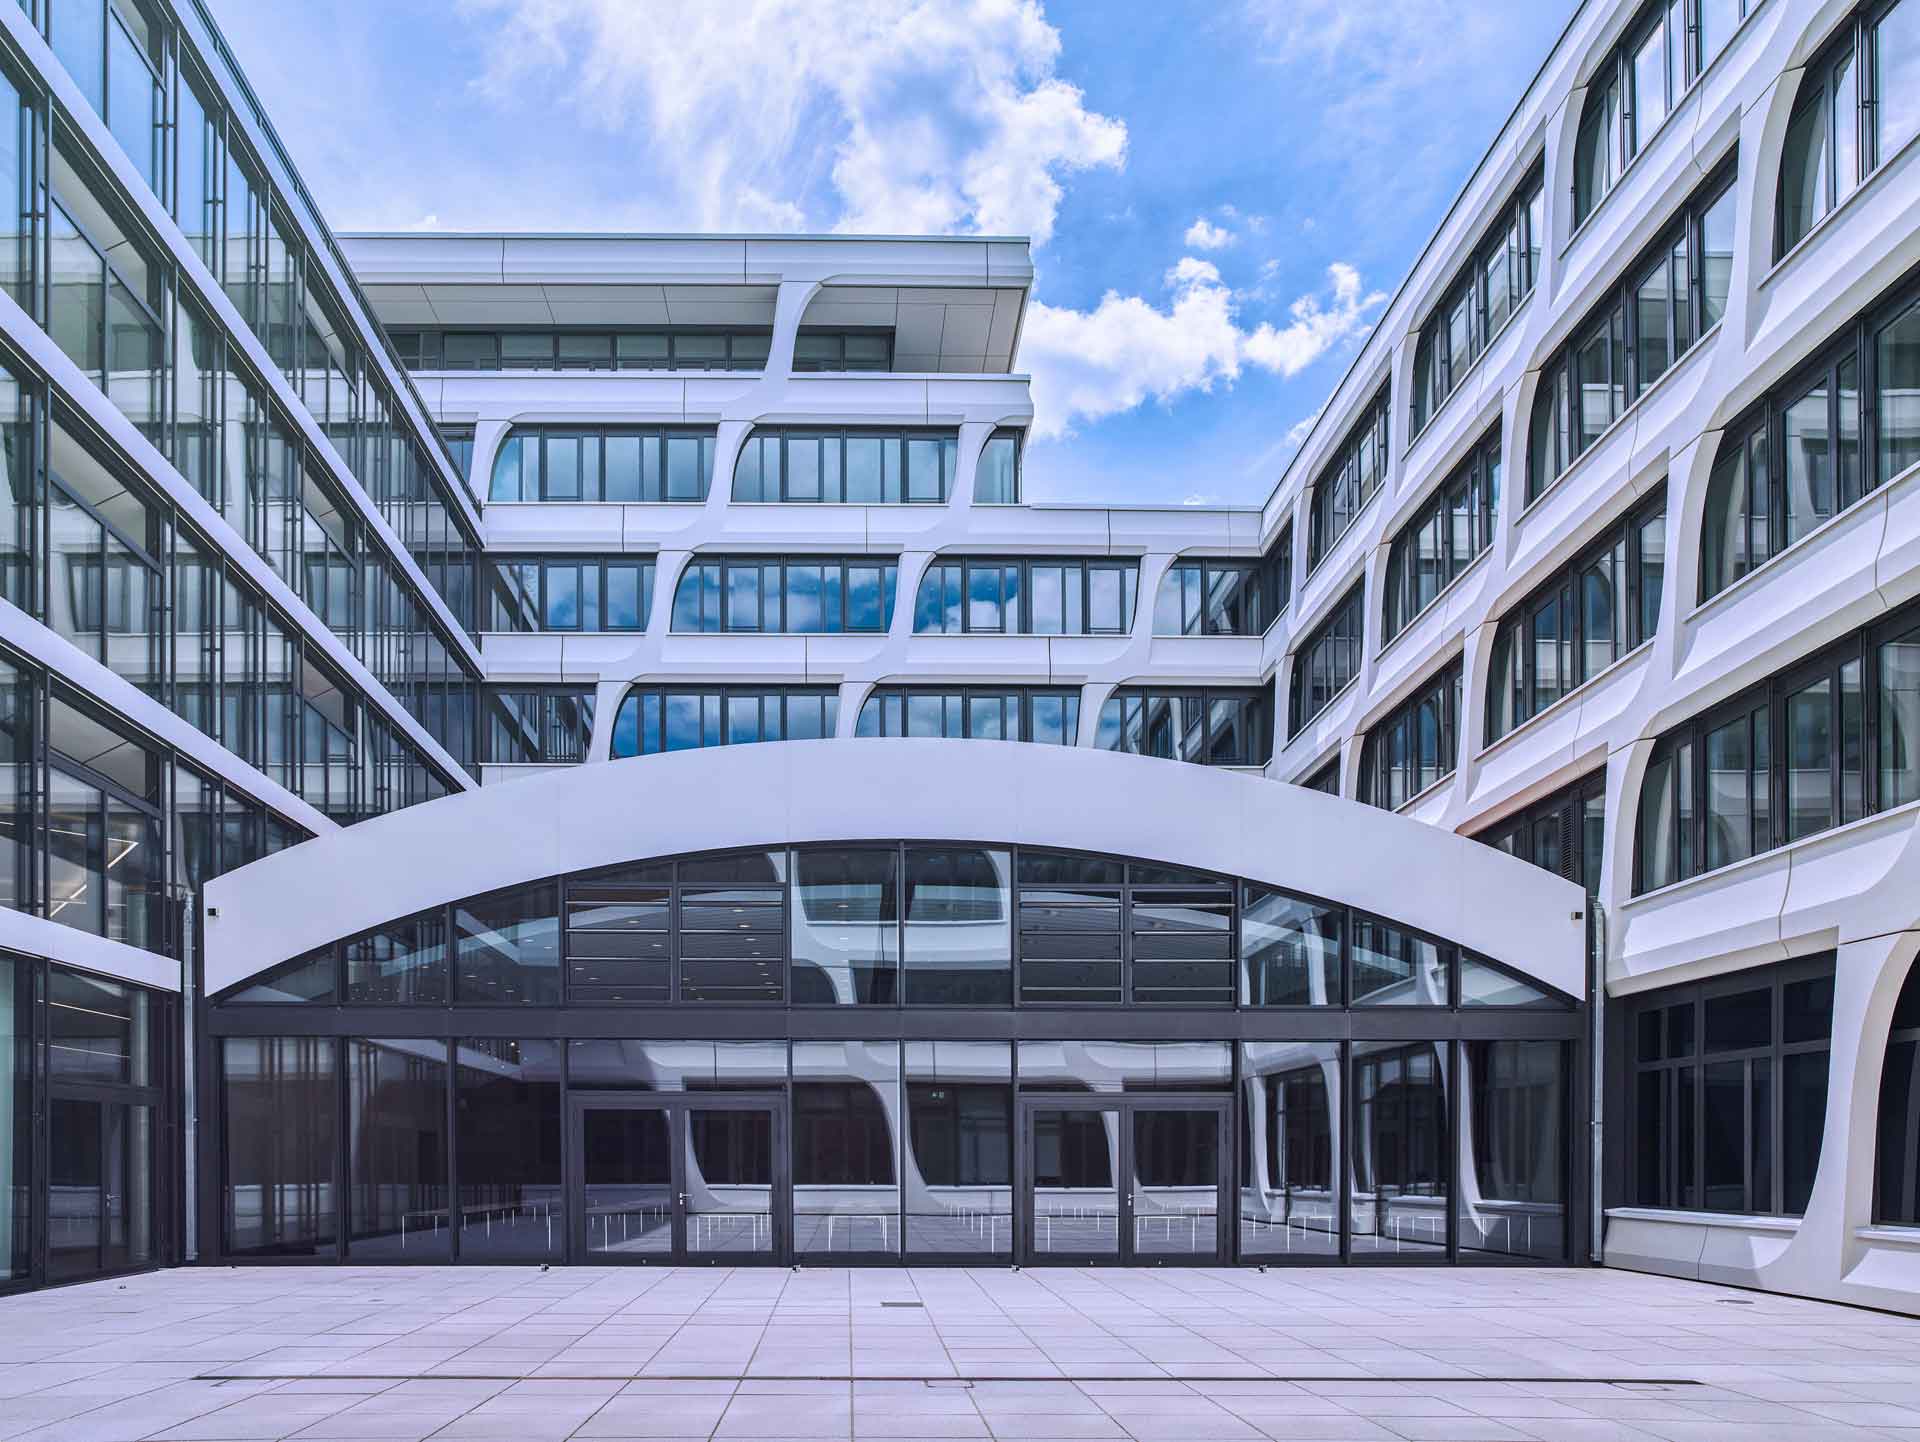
(201, 741, 1586, 1271)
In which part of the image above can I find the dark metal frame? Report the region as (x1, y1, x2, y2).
(1018, 1093, 1231, 1265)
(565, 1090, 790, 1266)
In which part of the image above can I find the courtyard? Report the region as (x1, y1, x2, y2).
(1, 1266, 1918, 1441)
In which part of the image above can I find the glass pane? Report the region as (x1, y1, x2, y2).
(903, 847, 1010, 1005)
(1783, 1049, 1830, 1214)
(905, 1041, 1012, 1256)
(1, 957, 28, 1283)
(685, 1105, 776, 1256)
(583, 1107, 674, 1259)
(1459, 956, 1557, 1007)
(49, 968, 150, 1082)
(1880, 626, 1920, 808)
(454, 1039, 562, 1261)
(1352, 1041, 1450, 1256)
(1787, 678, 1834, 841)
(347, 1039, 448, 1260)
(793, 1041, 899, 1255)
(1031, 1108, 1119, 1257)
(1132, 1109, 1220, 1258)
(790, 848, 898, 1005)
(345, 911, 447, 1004)
(47, 1096, 102, 1281)
(1016, 1040, 1231, 1093)
(1239, 1043, 1339, 1257)
(1351, 919, 1450, 1006)
(1779, 92, 1830, 251)
(1240, 887, 1341, 1005)
(454, 885, 560, 1004)
(223, 1036, 338, 1257)
(1784, 383, 1834, 543)
(1879, 0, 1920, 164)
(1460, 1040, 1566, 1259)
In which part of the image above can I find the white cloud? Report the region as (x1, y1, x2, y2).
(1183, 216, 1235, 250)
(1284, 407, 1324, 448)
(1023, 258, 1384, 439)
(459, 0, 1126, 242)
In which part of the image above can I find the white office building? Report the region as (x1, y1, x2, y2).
(0, 0, 1914, 1316)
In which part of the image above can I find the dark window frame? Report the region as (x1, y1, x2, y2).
(610, 685, 841, 758)
(1531, 158, 1736, 502)
(670, 555, 900, 635)
(912, 556, 1140, 637)
(1095, 687, 1275, 768)
(1632, 597, 1917, 893)
(855, 686, 1079, 745)
(1289, 583, 1366, 736)
(1383, 428, 1501, 642)
(1306, 388, 1391, 573)
(1358, 658, 1463, 810)
(1411, 171, 1543, 436)
(1487, 487, 1668, 744)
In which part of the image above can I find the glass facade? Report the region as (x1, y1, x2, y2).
(672, 557, 898, 634)
(1574, 0, 1753, 226)
(1636, 595, 1919, 892)
(1532, 164, 1736, 500)
(1095, 688, 1272, 766)
(1487, 491, 1667, 742)
(734, 428, 957, 504)
(1383, 429, 1500, 641)
(914, 557, 1139, 636)
(1777, 0, 1920, 255)
(1289, 585, 1365, 735)
(207, 840, 1575, 1268)
(1626, 956, 1834, 1215)
(614, 686, 838, 758)
(488, 428, 715, 504)
(2, 954, 171, 1292)
(857, 688, 1076, 745)
(1358, 659, 1462, 810)
(1306, 388, 1389, 571)
(1411, 173, 1543, 434)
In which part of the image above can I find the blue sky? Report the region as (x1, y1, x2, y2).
(214, 0, 1575, 507)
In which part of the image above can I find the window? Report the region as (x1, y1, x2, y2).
(1411, 171, 1543, 433)
(1307, 388, 1389, 570)
(1300, 757, 1340, 795)
(1013, 853, 1235, 1005)
(974, 429, 1022, 503)
(733, 428, 957, 504)
(903, 849, 1012, 1006)
(611, 687, 839, 757)
(49, 135, 165, 439)
(1778, 0, 1920, 256)
(1574, 0, 1744, 227)
(1358, 659, 1463, 810)
(1095, 688, 1273, 767)
(1700, 282, 1920, 602)
(1289, 584, 1365, 735)
(484, 556, 654, 632)
(1383, 429, 1500, 640)
(222, 1037, 337, 1257)
(1153, 555, 1282, 636)
(483, 689, 594, 766)
(856, 688, 1078, 745)
(1633, 602, 1920, 892)
(1877, 956, 1920, 1225)
(913, 557, 1138, 636)
(792, 330, 894, 372)
(391, 328, 774, 372)
(1531, 164, 1734, 499)
(1487, 490, 1667, 742)
(454, 885, 560, 1005)
(671, 557, 898, 634)
(489, 428, 716, 503)
(1473, 770, 1608, 898)
(1628, 956, 1834, 1214)
(41, 0, 163, 196)
(454, 1040, 562, 1261)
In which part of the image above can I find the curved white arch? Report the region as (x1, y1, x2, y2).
(204, 740, 1585, 997)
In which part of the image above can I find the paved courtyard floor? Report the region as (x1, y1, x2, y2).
(3, 1266, 1920, 1441)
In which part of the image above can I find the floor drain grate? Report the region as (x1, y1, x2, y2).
(880, 1300, 924, 1307)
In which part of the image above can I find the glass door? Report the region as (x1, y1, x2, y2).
(1022, 1097, 1228, 1264)
(684, 1100, 782, 1259)
(579, 1102, 676, 1261)
(571, 1094, 786, 1263)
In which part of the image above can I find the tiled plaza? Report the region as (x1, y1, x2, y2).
(3, 1265, 1920, 1441)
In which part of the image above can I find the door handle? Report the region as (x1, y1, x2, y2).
(678, 1193, 689, 1205)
